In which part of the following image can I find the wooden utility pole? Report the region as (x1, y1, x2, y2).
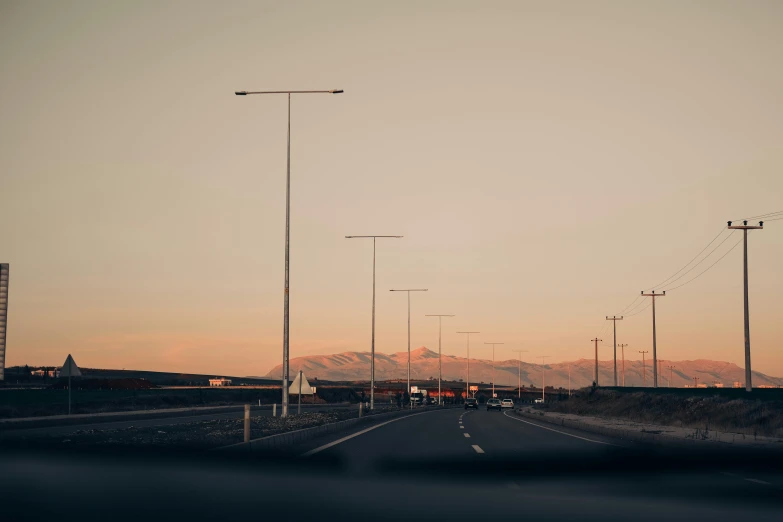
(640, 290, 665, 387)
(727, 220, 764, 392)
(618, 344, 628, 386)
(638, 350, 649, 387)
(667, 365, 676, 388)
(606, 316, 623, 386)
(591, 338, 602, 386)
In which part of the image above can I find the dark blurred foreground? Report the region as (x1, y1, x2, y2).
(1, 444, 781, 521)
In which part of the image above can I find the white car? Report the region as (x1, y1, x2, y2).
(501, 399, 514, 409)
(534, 398, 545, 404)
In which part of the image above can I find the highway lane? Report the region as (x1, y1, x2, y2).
(296, 406, 630, 472)
(0, 403, 360, 439)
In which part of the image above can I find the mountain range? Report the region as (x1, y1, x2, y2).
(264, 347, 783, 388)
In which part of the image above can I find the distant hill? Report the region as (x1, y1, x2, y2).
(265, 347, 783, 388)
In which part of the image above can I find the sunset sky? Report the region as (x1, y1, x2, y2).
(1, 1, 782, 378)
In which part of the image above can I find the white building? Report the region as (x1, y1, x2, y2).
(209, 377, 232, 387)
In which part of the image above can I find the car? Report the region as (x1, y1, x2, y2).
(486, 398, 502, 411)
(464, 398, 478, 410)
(501, 399, 514, 409)
(534, 398, 544, 404)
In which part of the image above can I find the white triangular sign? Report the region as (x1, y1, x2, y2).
(289, 372, 313, 395)
(60, 354, 82, 378)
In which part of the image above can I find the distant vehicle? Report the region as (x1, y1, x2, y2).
(464, 398, 478, 410)
(534, 398, 545, 404)
(486, 398, 502, 411)
(410, 392, 424, 406)
(501, 399, 514, 409)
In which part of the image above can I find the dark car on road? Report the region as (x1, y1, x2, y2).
(486, 398, 502, 411)
(464, 398, 478, 410)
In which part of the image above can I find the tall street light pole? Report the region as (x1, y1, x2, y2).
(457, 331, 479, 399)
(390, 289, 428, 400)
(606, 316, 623, 386)
(346, 235, 403, 409)
(512, 349, 528, 398)
(235, 88, 343, 417)
(485, 343, 504, 397)
(727, 220, 764, 392)
(426, 314, 454, 405)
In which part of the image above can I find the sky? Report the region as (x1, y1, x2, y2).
(1, 0, 782, 378)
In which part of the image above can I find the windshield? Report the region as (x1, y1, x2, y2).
(3, 2, 782, 520)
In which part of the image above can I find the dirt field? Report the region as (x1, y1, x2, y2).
(545, 388, 783, 437)
(5, 407, 399, 450)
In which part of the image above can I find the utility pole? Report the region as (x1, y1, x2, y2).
(667, 365, 675, 388)
(539, 356, 551, 402)
(568, 364, 571, 396)
(590, 338, 602, 386)
(512, 349, 528, 399)
(606, 316, 623, 386)
(727, 220, 764, 392)
(346, 235, 403, 409)
(640, 290, 665, 388)
(457, 331, 479, 399)
(390, 289, 428, 400)
(426, 314, 454, 405)
(485, 343, 504, 397)
(638, 350, 649, 387)
(618, 344, 628, 386)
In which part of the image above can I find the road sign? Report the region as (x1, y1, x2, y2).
(289, 372, 313, 394)
(469, 385, 478, 392)
(492, 393, 497, 398)
(60, 354, 81, 415)
(60, 354, 82, 377)
(410, 386, 419, 393)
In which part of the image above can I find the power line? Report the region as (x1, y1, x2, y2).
(664, 234, 744, 292)
(625, 300, 652, 317)
(736, 210, 783, 221)
(616, 295, 643, 316)
(624, 297, 651, 315)
(655, 230, 734, 289)
(646, 227, 728, 291)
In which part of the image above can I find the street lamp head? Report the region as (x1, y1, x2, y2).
(759, 221, 764, 227)
(235, 91, 248, 95)
(330, 89, 344, 94)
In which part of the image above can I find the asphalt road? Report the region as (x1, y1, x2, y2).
(0, 403, 360, 439)
(297, 406, 626, 471)
(3, 406, 782, 520)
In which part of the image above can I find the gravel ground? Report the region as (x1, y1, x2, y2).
(6, 407, 399, 450)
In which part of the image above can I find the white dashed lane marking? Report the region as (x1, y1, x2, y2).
(745, 478, 771, 485)
(471, 445, 484, 454)
(463, 433, 470, 438)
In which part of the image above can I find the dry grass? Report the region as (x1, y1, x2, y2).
(546, 389, 783, 438)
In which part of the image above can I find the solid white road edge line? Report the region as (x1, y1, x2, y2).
(301, 409, 445, 457)
(502, 411, 619, 447)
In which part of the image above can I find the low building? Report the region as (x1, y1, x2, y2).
(209, 377, 232, 387)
